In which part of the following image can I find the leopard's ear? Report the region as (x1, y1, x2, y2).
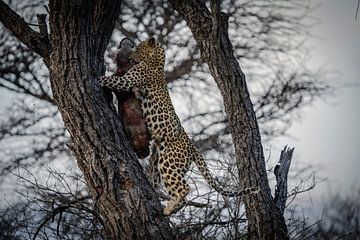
(148, 37, 156, 47)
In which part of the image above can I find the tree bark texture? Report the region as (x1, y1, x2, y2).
(169, 0, 288, 239)
(274, 146, 294, 215)
(0, 1, 50, 60)
(0, 1, 174, 239)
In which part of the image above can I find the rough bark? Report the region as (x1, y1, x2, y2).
(169, 0, 288, 239)
(0, 1, 50, 60)
(274, 146, 294, 215)
(0, 0, 174, 239)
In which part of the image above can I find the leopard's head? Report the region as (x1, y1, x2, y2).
(131, 37, 164, 68)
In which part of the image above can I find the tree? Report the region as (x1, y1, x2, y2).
(0, 0, 334, 239)
(167, 0, 291, 238)
(0, 0, 174, 239)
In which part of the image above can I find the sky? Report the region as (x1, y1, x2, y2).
(274, 0, 360, 216)
(0, 0, 359, 220)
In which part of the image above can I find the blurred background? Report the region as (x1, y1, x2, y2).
(0, 0, 359, 239)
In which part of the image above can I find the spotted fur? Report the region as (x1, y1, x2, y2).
(99, 37, 259, 215)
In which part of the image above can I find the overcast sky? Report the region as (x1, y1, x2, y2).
(274, 0, 360, 216)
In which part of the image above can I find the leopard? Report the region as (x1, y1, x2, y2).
(99, 37, 259, 215)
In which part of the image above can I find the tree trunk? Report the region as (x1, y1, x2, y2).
(168, 0, 288, 239)
(0, 0, 174, 239)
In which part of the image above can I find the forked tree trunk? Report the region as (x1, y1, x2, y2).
(0, 0, 174, 239)
(169, 0, 288, 239)
(1, 0, 289, 238)
(47, 1, 174, 239)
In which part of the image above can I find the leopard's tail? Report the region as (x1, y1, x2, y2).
(192, 149, 259, 197)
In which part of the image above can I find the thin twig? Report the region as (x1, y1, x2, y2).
(156, 191, 212, 208)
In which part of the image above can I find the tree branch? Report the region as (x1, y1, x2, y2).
(0, 0, 50, 60)
(36, 14, 48, 38)
(169, 0, 212, 41)
(165, 57, 196, 83)
(169, 1, 289, 238)
(274, 146, 294, 215)
(157, 191, 212, 209)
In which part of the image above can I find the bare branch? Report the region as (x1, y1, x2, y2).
(36, 14, 48, 38)
(165, 57, 197, 83)
(157, 191, 212, 209)
(0, 0, 50, 59)
(274, 145, 294, 215)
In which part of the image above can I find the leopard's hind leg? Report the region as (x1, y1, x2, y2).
(159, 145, 190, 216)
